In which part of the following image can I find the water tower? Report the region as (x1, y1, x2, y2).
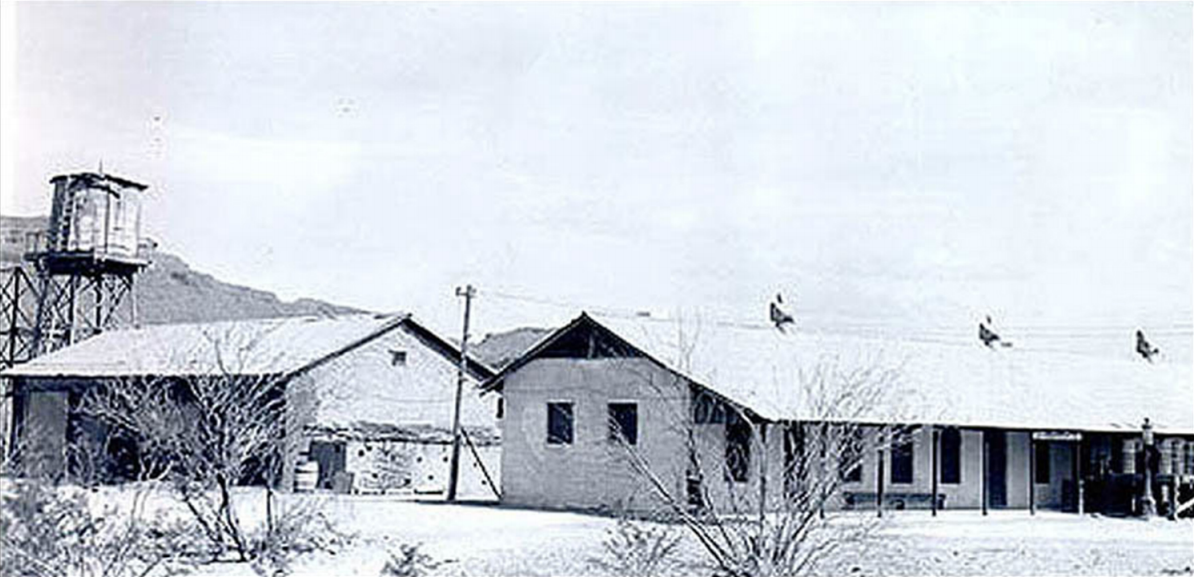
(24, 171, 151, 354)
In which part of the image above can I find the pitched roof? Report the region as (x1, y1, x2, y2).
(488, 313, 1194, 435)
(1, 314, 493, 381)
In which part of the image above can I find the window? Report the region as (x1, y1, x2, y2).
(784, 425, 806, 496)
(838, 427, 864, 483)
(547, 402, 574, 445)
(940, 428, 961, 484)
(389, 349, 407, 366)
(1185, 442, 1194, 476)
(608, 403, 638, 445)
(725, 413, 752, 482)
(890, 431, 914, 484)
(693, 390, 726, 424)
(1034, 441, 1051, 484)
(1123, 439, 1139, 474)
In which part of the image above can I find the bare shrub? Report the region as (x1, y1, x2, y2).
(76, 324, 323, 564)
(248, 495, 355, 577)
(379, 543, 454, 577)
(608, 324, 909, 577)
(0, 477, 201, 577)
(590, 515, 683, 577)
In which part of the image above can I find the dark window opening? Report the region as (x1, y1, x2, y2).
(941, 427, 961, 484)
(547, 402, 574, 445)
(838, 426, 864, 483)
(1035, 441, 1051, 484)
(890, 431, 914, 484)
(539, 322, 642, 359)
(1110, 436, 1124, 473)
(608, 403, 638, 445)
(686, 475, 705, 508)
(496, 397, 504, 419)
(784, 424, 806, 496)
(725, 413, 752, 482)
(390, 350, 407, 366)
(693, 390, 726, 424)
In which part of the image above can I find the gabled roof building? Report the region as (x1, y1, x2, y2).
(2, 314, 499, 497)
(484, 313, 1194, 515)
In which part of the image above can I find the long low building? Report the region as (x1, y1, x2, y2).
(482, 312, 1194, 515)
(1, 313, 499, 497)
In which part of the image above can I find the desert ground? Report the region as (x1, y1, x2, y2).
(165, 489, 1192, 577)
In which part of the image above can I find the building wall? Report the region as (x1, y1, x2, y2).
(302, 323, 496, 432)
(10, 320, 500, 495)
(1005, 431, 1031, 509)
(285, 323, 499, 495)
(686, 417, 788, 514)
(21, 388, 70, 479)
(809, 426, 987, 510)
(340, 439, 500, 498)
(839, 427, 984, 510)
(500, 357, 691, 512)
(498, 356, 1093, 514)
(499, 355, 1052, 514)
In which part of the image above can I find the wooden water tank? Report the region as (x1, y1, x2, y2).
(39, 172, 148, 269)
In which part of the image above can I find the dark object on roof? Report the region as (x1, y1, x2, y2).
(770, 293, 795, 332)
(979, 315, 1012, 348)
(1136, 329, 1160, 363)
(483, 311, 1194, 433)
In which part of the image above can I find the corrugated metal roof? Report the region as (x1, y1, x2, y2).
(0, 314, 408, 378)
(552, 313, 1194, 434)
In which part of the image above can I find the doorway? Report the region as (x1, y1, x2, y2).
(309, 440, 346, 490)
(985, 430, 1007, 509)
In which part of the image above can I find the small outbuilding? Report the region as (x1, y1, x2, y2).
(2, 313, 499, 497)
(483, 313, 1194, 516)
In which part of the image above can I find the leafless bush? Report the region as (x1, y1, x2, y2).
(249, 495, 355, 577)
(77, 324, 320, 563)
(611, 332, 908, 577)
(0, 476, 201, 577)
(4, 323, 345, 575)
(379, 543, 454, 577)
(590, 515, 683, 577)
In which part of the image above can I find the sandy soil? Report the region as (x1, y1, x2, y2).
(76, 487, 1194, 577)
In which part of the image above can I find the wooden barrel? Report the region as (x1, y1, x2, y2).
(294, 461, 319, 492)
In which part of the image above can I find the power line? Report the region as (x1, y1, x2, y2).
(476, 286, 1193, 360)
(481, 286, 1191, 336)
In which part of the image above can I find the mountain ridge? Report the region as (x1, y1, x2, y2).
(1, 214, 543, 368)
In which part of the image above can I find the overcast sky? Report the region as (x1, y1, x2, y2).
(3, 2, 1191, 361)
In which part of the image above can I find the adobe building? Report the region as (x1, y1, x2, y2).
(2, 313, 499, 497)
(483, 313, 1194, 516)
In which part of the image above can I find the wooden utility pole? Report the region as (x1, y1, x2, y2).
(446, 284, 475, 502)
